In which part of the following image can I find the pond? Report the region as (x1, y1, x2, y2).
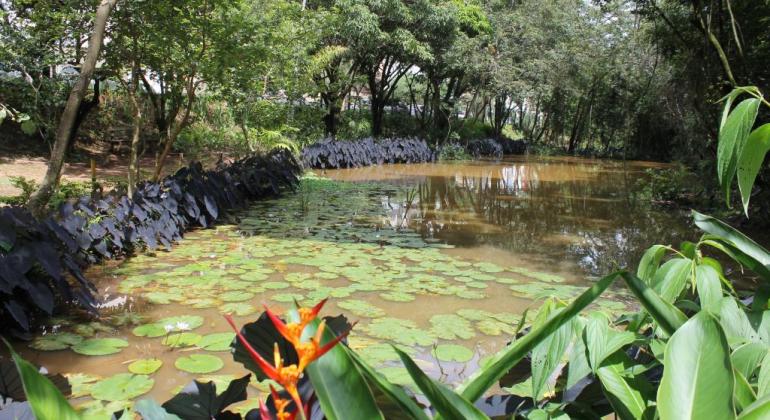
(16, 156, 694, 417)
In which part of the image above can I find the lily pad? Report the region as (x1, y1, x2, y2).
(220, 291, 254, 302)
(337, 300, 385, 318)
(429, 314, 475, 340)
(219, 302, 257, 316)
(365, 318, 435, 346)
(72, 338, 129, 356)
(30, 332, 83, 351)
(65, 373, 101, 398)
(90, 373, 154, 401)
(162, 332, 203, 348)
(379, 291, 415, 302)
(131, 323, 168, 338)
(432, 344, 474, 363)
(127, 359, 163, 375)
(175, 354, 224, 374)
(198, 332, 236, 352)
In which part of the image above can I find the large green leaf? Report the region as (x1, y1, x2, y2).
(5, 342, 80, 420)
(718, 97, 760, 201)
(584, 314, 636, 372)
(289, 310, 384, 420)
(531, 305, 574, 401)
(657, 312, 736, 420)
(694, 211, 770, 281)
(394, 347, 489, 420)
(596, 352, 653, 420)
(652, 258, 691, 303)
(737, 123, 770, 213)
(720, 296, 761, 345)
(636, 245, 668, 284)
(347, 348, 429, 420)
(620, 272, 687, 337)
(696, 264, 724, 313)
(458, 272, 621, 403)
(731, 342, 768, 380)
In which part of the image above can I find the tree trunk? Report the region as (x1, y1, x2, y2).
(28, 0, 118, 217)
(152, 77, 195, 181)
(127, 64, 142, 198)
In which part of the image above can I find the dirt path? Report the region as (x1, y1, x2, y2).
(0, 154, 190, 196)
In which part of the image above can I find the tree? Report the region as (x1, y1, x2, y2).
(27, 0, 118, 217)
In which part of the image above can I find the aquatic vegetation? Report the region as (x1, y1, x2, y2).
(365, 318, 436, 346)
(90, 373, 154, 401)
(174, 354, 225, 374)
(127, 359, 163, 375)
(432, 344, 474, 363)
(71, 338, 129, 356)
(198, 332, 236, 352)
(30, 332, 83, 351)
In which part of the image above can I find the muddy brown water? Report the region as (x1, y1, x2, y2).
(11, 156, 696, 415)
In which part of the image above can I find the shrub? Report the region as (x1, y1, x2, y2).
(466, 138, 503, 159)
(301, 137, 434, 169)
(437, 142, 471, 161)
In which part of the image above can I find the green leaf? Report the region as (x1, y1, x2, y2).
(289, 310, 384, 420)
(348, 348, 429, 420)
(394, 347, 489, 420)
(584, 314, 636, 372)
(734, 367, 758, 410)
(718, 98, 760, 202)
(72, 338, 129, 356)
(458, 272, 621, 403)
(694, 211, 770, 281)
(91, 373, 155, 401)
(531, 311, 573, 401)
(596, 352, 653, 420)
(5, 340, 80, 420)
(197, 332, 236, 352)
(740, 393, 770, 419)
(720, 296, 761, 345)
(432, 344, 474, 363)
(20, 119, 36, 136)
(637, 245, 668, 283)
(174, 354, 224, 374)
(758, 355, 770, 398)
(652, 258, 692, 302)
(657, 312, 736, 420)
(696, 264, 724, 313)
(731, 342, 768, 380)
(134, 399, 182, 420)
(737, 123, 770, 214)
(620, 272, 687, 337)
(128, 358, 163, 375)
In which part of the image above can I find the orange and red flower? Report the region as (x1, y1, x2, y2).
(224, 299, 352, 420)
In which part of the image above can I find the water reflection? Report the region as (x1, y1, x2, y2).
(325, 157, 693, 275)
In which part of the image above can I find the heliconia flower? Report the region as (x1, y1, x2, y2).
(270, 385, 298, 420)
(294, 320, 354, 371)
(263, 299, 328, 346)
(224, 314, 304, 416)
